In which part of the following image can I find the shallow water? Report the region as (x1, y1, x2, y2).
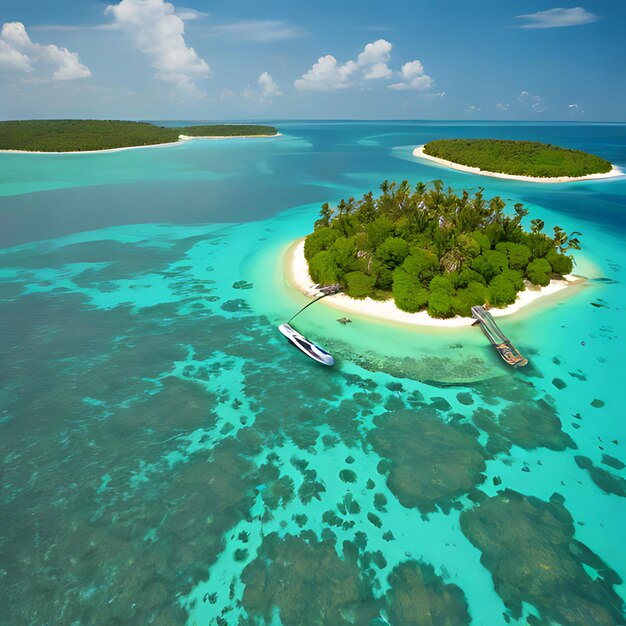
(0, 121, 625, 625)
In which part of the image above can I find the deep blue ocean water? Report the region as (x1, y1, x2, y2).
(0, 121, 625, 625)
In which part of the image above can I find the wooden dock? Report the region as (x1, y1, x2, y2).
(471, 305, 528, 368)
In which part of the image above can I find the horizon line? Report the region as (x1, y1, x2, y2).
(2, 117, 626, 125)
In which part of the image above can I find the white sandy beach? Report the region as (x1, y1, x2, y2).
(412, 145, 623, 184)
(0, 133, 281, 155)
(286, 239, 584, 328)
(178, 133, 281, 141)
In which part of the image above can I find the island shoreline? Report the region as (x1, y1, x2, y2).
(284, 238, 586, 329)
(0, 133, 281, 155)
(413, 145, 623, 184)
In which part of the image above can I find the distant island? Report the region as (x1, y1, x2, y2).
(0, 120, 278, 153)
(294, 180, 581, 321)
(414, 139, 621, 183)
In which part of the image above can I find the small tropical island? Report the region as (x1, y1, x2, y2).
(414, 139, 621, 183)
(0, 120, 278, 153)
(289, 180, 584, 325)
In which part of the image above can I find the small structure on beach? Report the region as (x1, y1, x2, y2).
(471, 305, 528, 368)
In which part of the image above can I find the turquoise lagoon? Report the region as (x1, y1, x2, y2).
(0, 122, 625, 625)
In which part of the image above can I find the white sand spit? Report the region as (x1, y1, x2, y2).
(412, 145, 623, 184)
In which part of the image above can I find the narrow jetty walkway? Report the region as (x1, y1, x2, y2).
(471, 305, 528, 367)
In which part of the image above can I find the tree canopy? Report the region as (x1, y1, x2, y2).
(423, 139, 612, 178)
(304, 180, 580, 318)
(0, 120, 277, 152)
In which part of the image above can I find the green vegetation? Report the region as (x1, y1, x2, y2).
(0, 120, 278, 152)
(423, 138, 612, 178)
(304, 180, 581, 318)
(176, 124, 276, 137)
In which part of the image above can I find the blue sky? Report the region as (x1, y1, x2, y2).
(0, 0, 624, 120)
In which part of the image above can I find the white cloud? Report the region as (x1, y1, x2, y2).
(239, 71, 282, 104)
(568, 102, 585, 116)
(258, 72, 281, 98)
(295, 39, 400, 91)
(294, 54, 358, 91)
(175, 7, 208, 21)
(205, 20, 304, 42)
(106, 0, 210, 97)
(467, 105, 482, 113)
(519, 90, 547, 113)
(0, 21, 91, 80)
(0, 25, 32, 73)
(364, 62, 391, 79)
(389, 60, 434, 91)
(358, 39, 392, 79)
(400, 59, 424, 77)
(496, 102, 510, 111)
(515, 7, 600, 29)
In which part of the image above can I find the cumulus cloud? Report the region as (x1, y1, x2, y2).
(294, 54, 358, 91)
(294, 39, 436, 93)
(496, 102, 510, 111)
(518, 90, 547, 112)
(388, 59, 434, 91)
(515, 7, 600, 29)
(0, 21, 91, 80)
(294, 39, 399, 91)
(240, 72, 282, 103)
(258, 72, 281, 98)
(106, 0, 210, 97)
(358, 39, 392, 79)
(467, 105, 482, 113)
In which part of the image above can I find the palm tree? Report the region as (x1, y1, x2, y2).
(395, 180, 411, 218)
(530, 219, 544, 234)
(501, 203, 528, 239)
(355, 191, 376, 223)
(566, 232, 582, 251)
(314, 202, 333, 228)
(514, 204, 529, 221)
(552, 226, 568, 253)
(336, 199, 350, 236)
(552, 227, 582, 253)
(489, 196, 504, 220)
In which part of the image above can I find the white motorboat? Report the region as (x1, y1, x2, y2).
(278, 323, 335, 366)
